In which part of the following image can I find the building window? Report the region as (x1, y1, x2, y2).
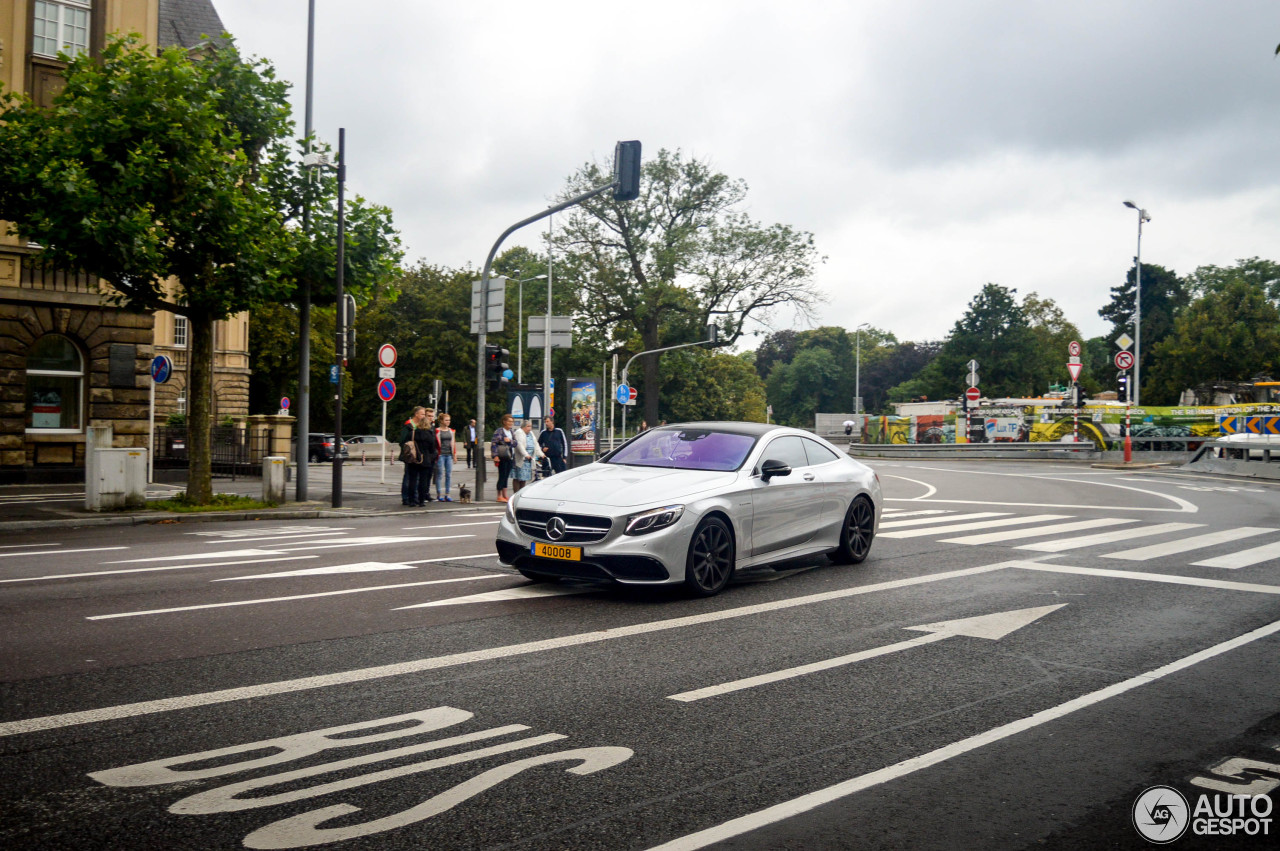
(33, 0, 91, 60)
(173, 314, 188, 348)
(25, 334, 84, 432)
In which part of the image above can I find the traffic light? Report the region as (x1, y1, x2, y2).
(1117, 373, 1129, 403)
(485, 345, 510, 387)
(613, 140, 642, 201)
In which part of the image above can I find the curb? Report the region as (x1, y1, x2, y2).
(0, 502, 504, 533)
(1089, 462, 1172, 470)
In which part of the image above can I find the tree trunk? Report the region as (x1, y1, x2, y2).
(186, 312, 214, 504)
(642, 314, 661, 426)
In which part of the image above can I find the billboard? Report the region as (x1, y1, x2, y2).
(569, 379, 597, 455)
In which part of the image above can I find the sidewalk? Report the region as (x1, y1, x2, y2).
(0, 461, 499, 531)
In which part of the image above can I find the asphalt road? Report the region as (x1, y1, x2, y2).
(2, 460, 1278, 850)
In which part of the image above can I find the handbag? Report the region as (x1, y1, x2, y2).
(496, 443, 513, 461)
(399, 430, 420, 465)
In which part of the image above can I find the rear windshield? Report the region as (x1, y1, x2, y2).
(605, 428, 757, 471)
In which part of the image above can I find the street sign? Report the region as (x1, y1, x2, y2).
(966, 371, 979, 387)
(329, 364, 340, 384)
(378, 366, 395, 379)
(377, 343, 397, 368)
(150, 355, 172, 384)
(966, 359, 979, 373)
(1115, 333, 1134, 351)
(1115, 350, 1134, 371)
(527, 315, 573, 349)
(1068, 340, 1081, 357)
(280, 397, 290, 410)
(965, 387, 981, 403)
(629, 386, 637, 404)
(377, 378, 396, 402)
(469, 277, 507, 334)
(1067, 362, 1083, 382)
(616, 383, 630, 405)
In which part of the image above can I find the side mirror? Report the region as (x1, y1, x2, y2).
(760, 459, 792, 481)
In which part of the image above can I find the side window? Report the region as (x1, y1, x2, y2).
(802, 439, 841, 466)
(761, 436, 809, 470)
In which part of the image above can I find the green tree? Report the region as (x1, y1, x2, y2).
(1146, 280, 1280, 402)
(1184, 257, 1280, 304)
(0, 36, 293, 503)
(917, 284, 1037, 400)
(1022, 292, 1087, 394)
(659, 349, 767, 423)
(1098, 263, 1187, 392)
(553, 149, 824, 425)
(867, 338, 941, 412)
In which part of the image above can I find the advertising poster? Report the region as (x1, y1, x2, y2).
(569, 379, 597, 455)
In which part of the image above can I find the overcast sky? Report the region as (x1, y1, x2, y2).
(213, 0, 1280, 345)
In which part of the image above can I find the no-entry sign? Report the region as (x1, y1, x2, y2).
(377, 343, 397, 369)
(965, 386, 980, 403)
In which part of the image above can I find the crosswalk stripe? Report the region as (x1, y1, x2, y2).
(1193, 539, 1280, 569)
(943, 518, 1138, 545)
(878, 510, 952, 520)
(880, 515, 1071, 539)
(1018, 522, 1203, 553)
(1103, 527, 1276, 562)
(878, 512, 1008, 530)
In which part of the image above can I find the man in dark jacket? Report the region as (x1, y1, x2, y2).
(538, 416, 569, 474)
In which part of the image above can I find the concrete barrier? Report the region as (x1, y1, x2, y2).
(263, 455, 287, 503)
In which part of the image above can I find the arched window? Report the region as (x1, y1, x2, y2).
(26, 334, 84, 432)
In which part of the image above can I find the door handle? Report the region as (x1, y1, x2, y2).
(803, 473, 816, 481)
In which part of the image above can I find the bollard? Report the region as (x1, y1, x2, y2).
(263, 456, 287, 504)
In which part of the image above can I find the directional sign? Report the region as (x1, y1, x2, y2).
(1115, 350, 1134, 371)
(150, 355, 173, 384)
(1115, 333, 1134, 350)
(966, 359, 979, 373)
(280, 397, 290, 411)
(1068, 340, 1081, 357)
(616, 383, 631, 405)
(965, 386, 981, 403)
(329, 364, 340, 384)
(1067, 362, 1082, 382)
(377, 378, 396, 402)
(377, 343, 397, 368)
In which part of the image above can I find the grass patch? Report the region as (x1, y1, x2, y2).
(149, 492, 277, 513)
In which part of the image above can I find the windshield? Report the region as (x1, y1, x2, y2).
(605, 428, 757, 471)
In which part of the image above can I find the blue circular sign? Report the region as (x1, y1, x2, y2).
(502, 368, 514, 381)
(151, 355, 173, 384)
(377, 378, 396, 402)
(616, 383, 630, 405)
(280, 396, 290, 410)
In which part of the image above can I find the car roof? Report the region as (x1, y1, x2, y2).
(651, 421, 787, 438)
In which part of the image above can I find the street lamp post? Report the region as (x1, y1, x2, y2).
(513, 273, 547, 384)
(1122, 201, 1151, 407)
(855, 322, 869, 415)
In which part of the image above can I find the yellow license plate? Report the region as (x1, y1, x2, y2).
(532, 542, 582, 561)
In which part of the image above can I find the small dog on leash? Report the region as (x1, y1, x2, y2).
(457, 484, 472, 504)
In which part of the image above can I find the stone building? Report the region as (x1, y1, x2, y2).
(0, 0, 249, 482)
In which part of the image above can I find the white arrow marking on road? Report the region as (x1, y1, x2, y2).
(0, 556, 317, 584)
(667, 604, 1067, 702)
(106, 549, 284, 564)
(394, 583, 595, 608)
(215, 562, 421, 581)
(0, 546, 128, 559)
(272, 536, 473, 551)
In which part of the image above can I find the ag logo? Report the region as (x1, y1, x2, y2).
(1132, 785, 1189, 843)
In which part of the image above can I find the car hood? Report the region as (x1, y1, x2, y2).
(524, 463, 738, 507)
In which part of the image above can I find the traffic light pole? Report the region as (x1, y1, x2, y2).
(474, 180, 618, 501)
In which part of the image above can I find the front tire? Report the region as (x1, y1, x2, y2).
(829, 496, 875, 564)
(684, 516, 735, 597)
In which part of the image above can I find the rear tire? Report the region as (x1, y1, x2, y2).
(829, 496, 875, 564)
(684, 516, 735, 597)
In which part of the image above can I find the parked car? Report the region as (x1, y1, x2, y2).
(345, 434, 393, 461)
(496, 422, 881, 597)
(293, 432, 349, 463)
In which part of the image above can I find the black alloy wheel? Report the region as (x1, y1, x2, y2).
(830, 496, 875, 564)
(685, 516, 735, 597)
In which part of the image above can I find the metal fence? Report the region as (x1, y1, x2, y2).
(153, 425, 277, 479)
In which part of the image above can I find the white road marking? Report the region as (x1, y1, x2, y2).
(401, 554, 504, 565)
(881, 474, 937, 500)
(878, 512, 1008, 529)
(1013, 562, 1280, 594)
(272, 535, 473, 551)
(646, 616, 1280, 851)
(1103, 527, 1276, 561)
(214, 562, 422, 581)
(0, 556, 317, 583)
(3, 563, 1011, 736)
(1018, 522, 1203, 552)
(395, 584, 594, 608)
(880, 514, 1070, 539)
(0, 546, 127, 559)
(876, 510, 951, 519)
(201, 531, 350, 544)
(0, 543, 61, 549)
(1193, 539, 1280, 569)
(189, 526, 349, 538)
(942, 518, 1138, 545)
(107, 549, 284, 564)
(667, 605, 1065, 702)
(401, 521, 501, 530)
(451, 512, 505, 517)
(85, 574, 511, 620)
(889, 466, 1200, 513)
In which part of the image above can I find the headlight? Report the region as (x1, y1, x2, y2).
(505, 494, 517, 524)
(625, 504, 684, 536)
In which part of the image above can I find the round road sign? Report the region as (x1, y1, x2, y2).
(280, 396, 290, 410)
(616, 384, 630, 405)
(1115, 350, 1135, 371)
(1068, 340, 1081, 357)
(629, 386, 637, 403)
(965, 386, 981, 403)
(150, 355, 173, 384)
(377, 343, 398, 369)
(377, 378, 396, 402)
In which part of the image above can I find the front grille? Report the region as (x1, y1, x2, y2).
(516, 509, 613, 544)
(512, 553, 670, 583)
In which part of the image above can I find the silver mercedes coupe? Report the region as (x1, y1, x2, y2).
(495, 422, 882, 596)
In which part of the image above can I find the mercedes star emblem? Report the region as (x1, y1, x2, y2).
(546, 516, 567, 541)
